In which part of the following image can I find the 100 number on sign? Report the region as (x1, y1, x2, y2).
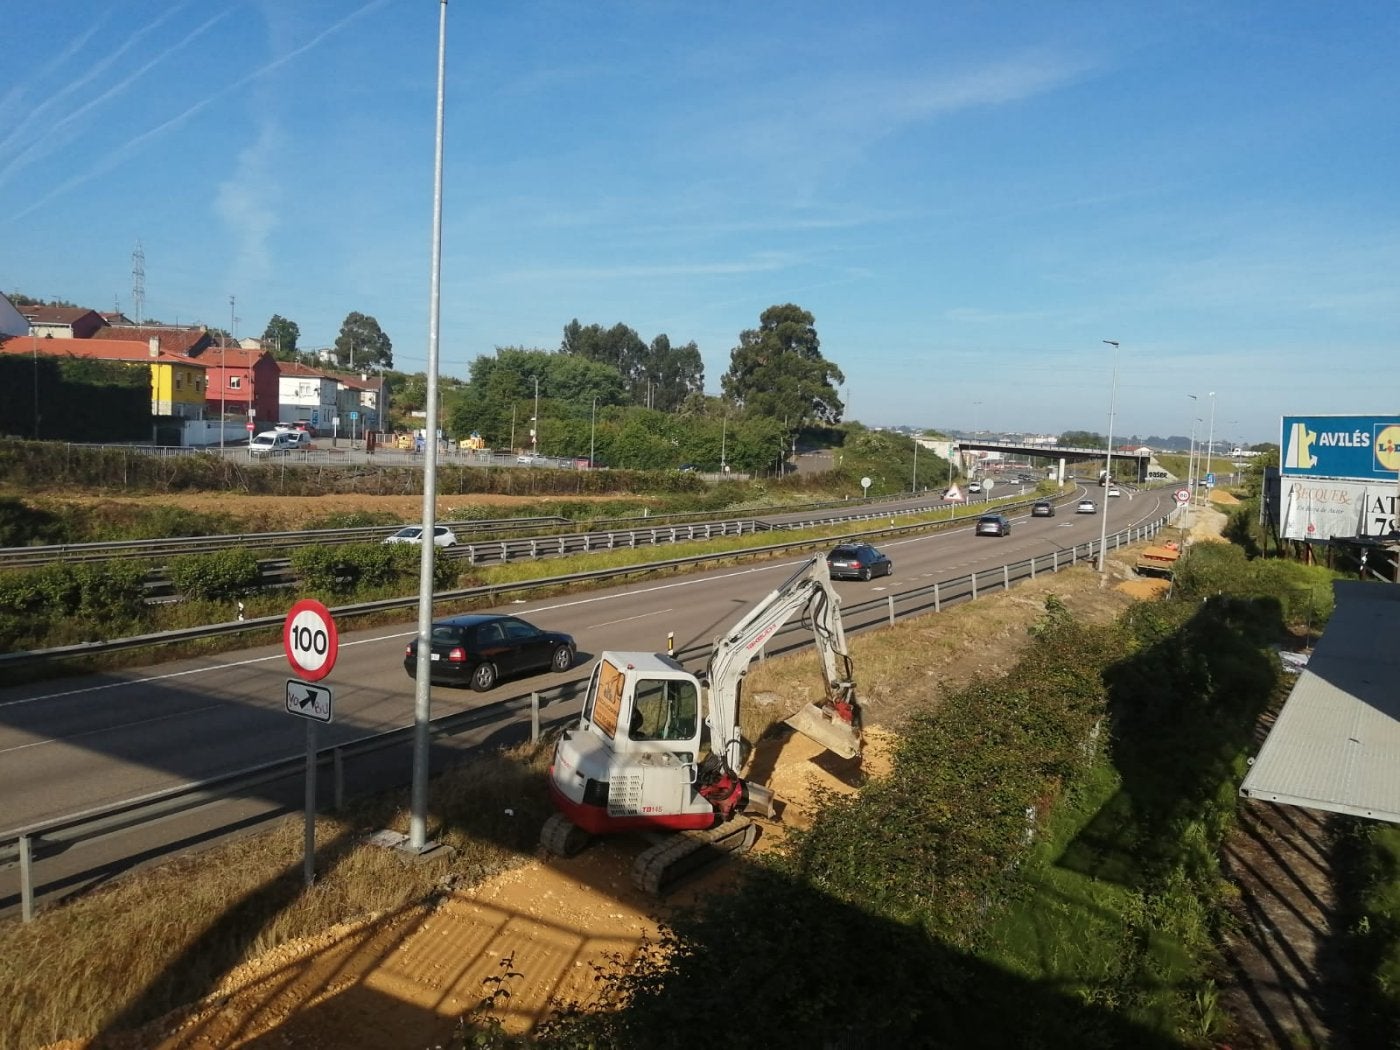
(283, 599, 339, 681)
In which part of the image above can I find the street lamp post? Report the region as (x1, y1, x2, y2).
(912, 437, 919, 492)
(1205, 391, 1217, 492)
(589, 396, 597, 469)
(1097, 340, 1120, 573)
(1186, 394, 1198, 496)
(720, 413, 727, 473)
(532, 376, 540, 456)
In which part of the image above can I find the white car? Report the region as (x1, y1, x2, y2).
(383, 525, 458, 547)
(248, 430, 297, 455)
(967, 481, 983, 493)
(1106, 486, 1121, 497)
(1076, 499, 1097, 514)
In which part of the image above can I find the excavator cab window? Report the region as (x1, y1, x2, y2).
(629, 678, 699, 742)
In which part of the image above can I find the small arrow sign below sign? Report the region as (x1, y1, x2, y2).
(286, 679, 333, 723)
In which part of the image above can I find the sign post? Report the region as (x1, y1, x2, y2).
(283, 600, 338, 886)
(860, 476, 871, 498)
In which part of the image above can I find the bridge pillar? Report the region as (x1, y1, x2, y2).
(1058, 457, 1067, 487)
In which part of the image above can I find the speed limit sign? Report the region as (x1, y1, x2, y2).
(283, 599, 339, 681)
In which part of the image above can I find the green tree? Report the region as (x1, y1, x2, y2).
(638, 334, 705, 411)
(721, 304, 844, 428)
(334, 312, 392, 372)
(1058, 430, 1105, 448)
(261, 314, 300, 356)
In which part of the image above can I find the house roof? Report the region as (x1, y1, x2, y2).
(93, 324, 211, 357)
(20, 305, 101, 326)
(0, 337, 206, 368)
(195, 345, 271, 370)
(276, 360, 334, 379)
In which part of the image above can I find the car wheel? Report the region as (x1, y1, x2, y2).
(861, 566, 871, 581)
(885, 562, 894, 577)
(550, 645, 573, 673)
(470, 663, 497, 692)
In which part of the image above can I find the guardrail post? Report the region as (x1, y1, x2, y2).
(887, 594, 895, 625)
(670, 527, 677, 542)
(608, 532, 615, 549)
(1003, 565, 1010, 590)
(1071, 545, 1077, 566)
(1052, 550, 1059, 572)
(584, 535, 592, 552)
(499, 542, 508, 562)
(20, 833, 33, 923)
(558, 538, 566, 554)
(971, 571, 978, 601)
(1029, 556, 1036, 579)
(466, 545, 476, 565)
(333, 747, 345, 811)
(630, 532, 637, 548)
(934, 581, 941, 613)
(531, 692, 541, 744)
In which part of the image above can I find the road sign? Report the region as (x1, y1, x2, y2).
(982, 478, 995, 493)
(1174, 488, 1191, 504)
(1205, 472, 1216, 487)
(283, 599, 338, 681)
(245, 422, 255, 432)
(286, 679, 333, 723)
(860, 476, 871, 495)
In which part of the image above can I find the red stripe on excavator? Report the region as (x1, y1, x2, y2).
(547, 779, 716, 835)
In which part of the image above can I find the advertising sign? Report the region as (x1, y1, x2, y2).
(1279, 477, 1400, 540)
(1280, 415, 1400, 481)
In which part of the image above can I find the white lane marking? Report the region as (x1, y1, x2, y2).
(588, 609, 673, 629)
(0, 703, 226, 754)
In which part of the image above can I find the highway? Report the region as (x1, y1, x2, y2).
(0, 484, 1170, 912)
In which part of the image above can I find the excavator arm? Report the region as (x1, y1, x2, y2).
(704, 556, 863, 774)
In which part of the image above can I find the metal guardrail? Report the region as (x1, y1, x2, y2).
(0, 513, 1171, 921)
(0, 491, 1054, 670)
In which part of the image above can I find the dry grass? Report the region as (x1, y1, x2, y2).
(0, 742, 557, 1050)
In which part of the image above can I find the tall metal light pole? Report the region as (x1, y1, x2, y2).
(408, 0, 449, 855)
(720, 412, 727, 472)
(31, 333, 39, 439)
(912, 436, 919, 492)
(1186, 394, 1198, 494)
(532, 375, 540, 455)
(1097, 340, 1120, 573)
(1205, 391, 1217, 491)
(589, 396, 597, 468)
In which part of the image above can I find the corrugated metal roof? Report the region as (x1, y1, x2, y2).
(1241, 580, 1400, 823)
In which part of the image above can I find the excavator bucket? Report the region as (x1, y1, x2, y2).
(784, 702, 862, 760)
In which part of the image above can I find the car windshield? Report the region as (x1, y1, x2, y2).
(394, 527, 423, 539)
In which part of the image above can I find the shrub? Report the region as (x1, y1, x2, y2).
(166, 549, 263, 600)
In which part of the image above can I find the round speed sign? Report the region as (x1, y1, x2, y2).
(283, 599, 339, 681)
(1174, 488, 1191, 504)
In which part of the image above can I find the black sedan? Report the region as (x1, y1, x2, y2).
(827, 543, 893, 581)
(404, 613, 576, 691)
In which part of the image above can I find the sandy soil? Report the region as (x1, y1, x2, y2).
(67, 729, 897, 1050)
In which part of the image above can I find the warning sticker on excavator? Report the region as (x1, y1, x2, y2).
(591, 658, 624, 739)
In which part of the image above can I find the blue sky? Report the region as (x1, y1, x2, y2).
(3, 1, 1397, 446)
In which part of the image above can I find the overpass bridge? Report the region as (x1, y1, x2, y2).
(953, 439, 1166, 486)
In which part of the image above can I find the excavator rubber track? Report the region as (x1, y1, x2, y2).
(631, 816, 758, 896)
(539, 812, 594, 857)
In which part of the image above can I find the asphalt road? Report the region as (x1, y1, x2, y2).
(0, 484, 1169, 912)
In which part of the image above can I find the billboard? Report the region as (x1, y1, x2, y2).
(1281, 415, 1400, 482)
(1279, 477, 1400, 540)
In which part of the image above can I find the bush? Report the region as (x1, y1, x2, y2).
(166, 549, 263, 600)
(290, 542, 455, 596)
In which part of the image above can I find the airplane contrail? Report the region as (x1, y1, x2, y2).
(5, 0, 394, 224)
(0, 2, 197, 170)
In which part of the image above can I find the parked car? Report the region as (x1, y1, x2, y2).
(1106, 486, 1122, 497)
(248, 430, 297, 455)
(1031, 500, 1055, 518)
(1077, 499, 1098, 514)
(272, 425, 312, 448)
(383, 525, 458, 547)
(404, 613, 576, 691)
(517, 453, 539, 465)
(826, 543, 893, 581)
(975, 513, 1012, 537)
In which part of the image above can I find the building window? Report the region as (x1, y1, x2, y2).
(230, 375, 242, 390)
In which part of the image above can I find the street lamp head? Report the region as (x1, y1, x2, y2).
(1103, 339, 1119, 348)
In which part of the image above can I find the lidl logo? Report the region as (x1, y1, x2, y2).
(1376, 426, 1400, 472)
